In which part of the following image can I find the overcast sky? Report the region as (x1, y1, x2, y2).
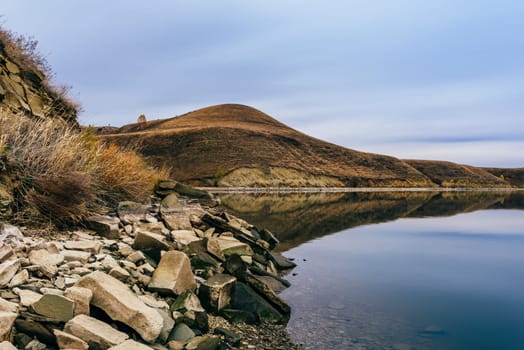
(3, 1, 524, 167)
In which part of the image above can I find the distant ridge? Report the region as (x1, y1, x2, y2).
(98, 104, 517, 188)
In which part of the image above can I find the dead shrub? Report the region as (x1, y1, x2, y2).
(0, 112, 169, 225)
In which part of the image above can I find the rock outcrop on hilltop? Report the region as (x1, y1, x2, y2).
(0, 183, 302, 350)
(0, 30, 77, 123)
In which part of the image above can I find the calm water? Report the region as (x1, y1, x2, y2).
(220, 192, 524, 350)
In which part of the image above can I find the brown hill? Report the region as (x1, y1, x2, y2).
(405, 159, 508, 188)
(482, 167, 524, 187)
(99, 104, 437, 187)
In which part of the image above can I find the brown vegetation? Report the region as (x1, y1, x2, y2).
(0, 113, 168, 226)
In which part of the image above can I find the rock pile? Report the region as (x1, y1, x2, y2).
(0, 185, 298, 349)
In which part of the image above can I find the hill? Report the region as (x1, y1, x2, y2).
(99, 104, 438, 187)
(98, 104, 517, 188)
(405, 159, 508, 188)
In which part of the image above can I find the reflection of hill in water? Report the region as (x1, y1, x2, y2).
(219, 192, 524, 251)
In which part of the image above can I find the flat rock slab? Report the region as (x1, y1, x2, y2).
(75, 271, 163, 343)
(86, 216, 120, 239)
(29, 248, 64, 266)
(0, 312, 17, 342)
(53, 329, 89, 350)
(0, 298, 17, 313)
(199, 274, 236, 312)
(0, 341, 17, 350)
(217, 237, 254, 257)
(148, 251, 196, 296)
(31, 294, 74, 322)
(0, 260, 19, 288)
(0, 247, 13, 264)
(133, 231, 170, 252)
(64, 240, 102, 254)
(62, 250, 92, 263)
(14, 288, 42, 307)
(108, 339, 155, 350)
(171, 230, 200, 245)
(64, 314, 129, 349)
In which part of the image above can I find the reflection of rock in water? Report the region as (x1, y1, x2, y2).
(219, 191, 524, 251)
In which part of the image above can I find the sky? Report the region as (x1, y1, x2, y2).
(2, 1, 524, 167)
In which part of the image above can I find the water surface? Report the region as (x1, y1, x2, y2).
(221, 192, 524, 350)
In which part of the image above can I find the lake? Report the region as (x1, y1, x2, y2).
(219, 191, 524, 350)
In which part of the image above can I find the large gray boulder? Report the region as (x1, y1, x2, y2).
(148, 251, 196, 296)
(75, 271, 164, 343)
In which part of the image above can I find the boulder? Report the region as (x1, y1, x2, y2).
(0, 299, 17, 314)
(206, 238, 225, 261)
(161, 211, 193, 231)
(0, 260, 19, 288)
(117, 201, 149, 224)
(0, 341, 16, 350)
(156, 309, 175, 343)
(244, 274, 290, 318)
(0, 312, 17, 341)
(30, 294, 74, 322)
(0, 225, 25, 247)
(170, 323, 195, 342)
(268, 252, 296, 270)
(185, 335, 220, 350)
(86, 216, 120, 239)
(64, 240, 102, 254)
(171, 230, 200, 246)
(133, 231, 170, 258)
(13, 319, 55, 344)
(62, 250, 92, 264)
(64, 314, 129, 350)
(198, 274, 236, 312)
(53, 329, 89, 350)
(148, 251, 196, 296)
(231, 282, 284, 324)
(75, 271, 163, 343)
(108, 339, 155, 350)
(64, 287, 92, 316)
(171, 292, 205, 314)
(0, 247, 13, 264)
(160, 193, 182, 213)
(29, 248, 64, 267)
(7, 269, 28, 288)
(13, 288, 42, 307)
(217, 237, 253, 257)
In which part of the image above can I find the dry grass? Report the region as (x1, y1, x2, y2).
(0, 113, 168, 225)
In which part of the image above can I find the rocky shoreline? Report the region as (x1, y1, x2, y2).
(0, 181, 304, 349)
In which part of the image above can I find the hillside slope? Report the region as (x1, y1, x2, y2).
(405, 160, 508, 188)
(99, 104, 436, 187)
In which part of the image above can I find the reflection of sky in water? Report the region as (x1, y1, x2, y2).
(282, 209, 524, 350)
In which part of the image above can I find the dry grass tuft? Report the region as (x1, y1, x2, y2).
(0, 112, 169, 225)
